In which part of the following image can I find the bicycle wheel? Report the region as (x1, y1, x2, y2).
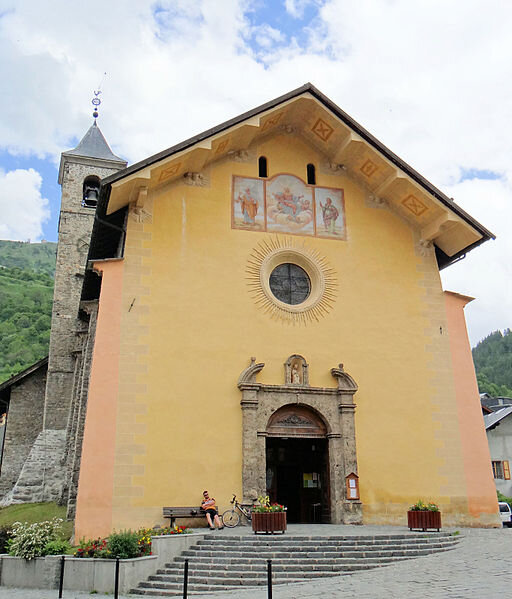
(221, 509, 240, 528)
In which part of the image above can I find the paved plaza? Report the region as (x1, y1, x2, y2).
(0, 525, 510, 598)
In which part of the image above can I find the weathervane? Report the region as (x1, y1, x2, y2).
(92, 90, 101, 119)
(91, 72, 107, 120)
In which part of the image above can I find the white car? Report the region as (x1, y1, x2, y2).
(498, 501, 512, 527)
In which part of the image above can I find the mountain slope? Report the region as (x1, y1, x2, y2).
(0, 241, 56, 383)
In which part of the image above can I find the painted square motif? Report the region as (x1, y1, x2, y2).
(232, 176, 265, 232)
(360, 159, 378, 178)
(266, 175, 314, 235)
(158, 162, 181, 182)
(312, 118, 334, 142)
(402, 194, 428, 217)
(215, 139, 230, 155)
(261, 112, 283, 132)
(315, 187, 346, 239)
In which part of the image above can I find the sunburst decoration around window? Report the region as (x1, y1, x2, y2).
(246, 237, 338, 324)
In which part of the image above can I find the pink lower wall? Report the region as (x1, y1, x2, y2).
(444, 291, 498, 520)
(74, 259, 124, 539)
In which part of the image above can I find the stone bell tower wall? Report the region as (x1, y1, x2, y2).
(44, 158, 124, 431)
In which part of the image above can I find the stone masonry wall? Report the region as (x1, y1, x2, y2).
(0, 368, 46, 500)
(61, 302, 98, 519)
(44, 161, 120, 431)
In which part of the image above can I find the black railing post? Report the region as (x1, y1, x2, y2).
(58, 555, 65, 598)
(267, 558, 272, 599)
(114, 557, 120, 599)
(183, 558, 189, 599)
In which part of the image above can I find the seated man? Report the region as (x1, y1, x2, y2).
(201, 490, 224, 530)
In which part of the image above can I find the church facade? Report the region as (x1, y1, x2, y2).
(0, 84, 500, 537)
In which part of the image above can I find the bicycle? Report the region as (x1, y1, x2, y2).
(221, 494, 253, 527)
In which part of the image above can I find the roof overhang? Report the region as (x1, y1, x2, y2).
(95, 83, 494, 267)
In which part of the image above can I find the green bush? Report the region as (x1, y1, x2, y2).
(0, 526, 12, 553)
(107, 531, 140, 559)
(43, 539, 72, 556)
(8, 518, 63, 560)
(497, 491, 512, 506)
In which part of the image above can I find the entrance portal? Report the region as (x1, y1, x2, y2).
(238, 356, 362, 524)
(266, 437, 329, 523)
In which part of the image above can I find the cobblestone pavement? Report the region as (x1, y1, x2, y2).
(0, 526, 510, 598)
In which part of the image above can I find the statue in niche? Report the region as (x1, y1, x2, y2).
(284, 354, 309, 386)
(291, 363, 301, 384)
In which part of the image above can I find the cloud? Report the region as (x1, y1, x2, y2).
(284, 0, 317, 19)
(440, 177, 512, 346)
(250, 23, 285, 48)
(0, 0, 510, 341)
(0, 168, 50, 241)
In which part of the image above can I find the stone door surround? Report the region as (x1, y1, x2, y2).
(238, 355, 362, 524)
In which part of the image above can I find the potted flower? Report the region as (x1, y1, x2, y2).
(407, 500, 441, 531)
(252, 495, 287, 534)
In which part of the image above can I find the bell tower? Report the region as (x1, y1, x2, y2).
(42, 107, 126, 499)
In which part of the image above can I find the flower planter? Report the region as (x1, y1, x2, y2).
(407, 510, 441, 531)
(252, 511, 287, 534)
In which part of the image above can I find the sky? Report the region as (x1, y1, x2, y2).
(0, 0, 510, 347)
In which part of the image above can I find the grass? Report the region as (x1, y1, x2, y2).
(0, 502, 73, 539)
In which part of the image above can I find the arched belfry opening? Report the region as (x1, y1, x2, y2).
(238, 356, 361, 524)
(82, 175, 101, 208)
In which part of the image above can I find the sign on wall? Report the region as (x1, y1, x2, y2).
(232, 174, 346, 240)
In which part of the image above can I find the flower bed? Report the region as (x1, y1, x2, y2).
(0, 531, 204, 593)
(74, 525, 190, 559)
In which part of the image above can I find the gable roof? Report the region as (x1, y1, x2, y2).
(0, 357, 48, 396)
(90, 83, 494, 269)
(484, 406, 512, 430)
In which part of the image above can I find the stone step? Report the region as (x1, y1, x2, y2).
(160, 556, 416, 574)
(197, 534, 455, 546)
(132, 533, 461, 595)
(191, 541, 458, 553)
(199, 532, 456, 544)
(179, 547, 453, 559)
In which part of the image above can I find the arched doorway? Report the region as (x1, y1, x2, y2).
(238, 357, 362, 525)
(265, 405, 329, 523)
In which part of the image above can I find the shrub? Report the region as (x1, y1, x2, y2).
(43, 539, 72, 556)
(74, 537, 109, 558)
(107, 531, 140, 559)
(74, 526, 192, 559)
(8, 518, 63, 559)
(498, 491, 512, 507)
(0, 526, 13, 553)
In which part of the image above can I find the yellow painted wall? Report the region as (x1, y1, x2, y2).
(76, 132, 496, 537)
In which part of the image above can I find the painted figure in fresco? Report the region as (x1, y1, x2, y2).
(276, 187, 301, 219)
(201, 490, 224, 530)
(272, 188, 313, 225)
(320, 197, 339, 234)
(237, 187, 259, 225)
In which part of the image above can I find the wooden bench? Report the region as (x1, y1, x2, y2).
(163, 506, 217, 528)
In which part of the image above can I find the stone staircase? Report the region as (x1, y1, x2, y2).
(131, 532, 460, 596)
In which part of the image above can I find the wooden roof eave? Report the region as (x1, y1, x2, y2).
(94, 83, 494, 263)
